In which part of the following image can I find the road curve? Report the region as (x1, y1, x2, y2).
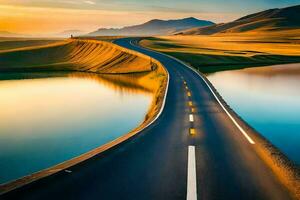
(1, 38, 292, 200)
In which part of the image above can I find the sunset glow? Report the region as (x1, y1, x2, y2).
(0, 0, 300, 198)
(0, 0, 298, 35)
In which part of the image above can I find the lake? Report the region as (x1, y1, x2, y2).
(0, 72, 153, 184)
(207, 63, 300, 165)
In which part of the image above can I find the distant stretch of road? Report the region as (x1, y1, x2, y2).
(1, 38, 292, 200)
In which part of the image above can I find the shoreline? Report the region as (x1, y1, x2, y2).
(0, 41, 169, 195)
(159, 51, 300, 74)
(201, 70, 300, 200)
(153, 52, 300, 199)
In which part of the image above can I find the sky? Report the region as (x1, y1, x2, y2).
(0, 0, 299, 35)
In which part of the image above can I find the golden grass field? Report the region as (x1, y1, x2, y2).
(0, 39, 156, 74)
(141, 30, 300, 73)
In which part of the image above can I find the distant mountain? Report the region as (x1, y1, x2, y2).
(0, 31, 26, 37)
(55, 30, 85, 37)
(88, 17, 215, 36)
(176, 5, 300, 35)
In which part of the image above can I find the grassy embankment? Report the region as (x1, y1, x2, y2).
(140, 30, 300, 73)
(0, 38, 167, 194)
(0, 39, 151, 73)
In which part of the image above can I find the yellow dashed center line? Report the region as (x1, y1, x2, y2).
(185, 82, 196, 136)
(189, 128, 196, 135)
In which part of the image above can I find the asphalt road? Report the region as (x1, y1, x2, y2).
(1, 38, 292, 200)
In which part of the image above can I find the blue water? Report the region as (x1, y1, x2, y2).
(207, 63, 300, 165)
(0, 73, 152, 184)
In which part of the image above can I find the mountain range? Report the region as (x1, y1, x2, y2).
(88, 17, 215, 36)
(175, 5, 300, 35)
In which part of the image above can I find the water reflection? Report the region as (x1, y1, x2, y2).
(69, 72, 154, 95)
(0, 72, 154, 184)
(207, 63, 300, 165)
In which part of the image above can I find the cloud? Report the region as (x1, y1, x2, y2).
(61, 1, 81, 5)
(83, 1, 95, 5)
(146, 5, 201, 13)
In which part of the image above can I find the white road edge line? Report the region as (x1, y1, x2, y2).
(187, 146, 197, 200)
(189, 114, 194, 122)
(131, 40, 255, 145)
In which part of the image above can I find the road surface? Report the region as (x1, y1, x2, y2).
(1, 38, 292, 200)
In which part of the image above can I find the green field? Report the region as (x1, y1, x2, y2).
(141, 32, 300, 73)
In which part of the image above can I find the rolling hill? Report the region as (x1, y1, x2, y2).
(88, 17, 215, 36)
(0, 40, 156, 74)
(175, 5, 300, 35)
(0, 31, 26, 37)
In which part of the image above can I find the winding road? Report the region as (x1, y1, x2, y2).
(1, 38, 292, 200)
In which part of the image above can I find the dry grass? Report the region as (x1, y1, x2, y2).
(141, 32, 300, 73)
(156, 33, 300, 56)
(0, 39, 154, 74)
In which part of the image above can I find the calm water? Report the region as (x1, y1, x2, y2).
(0, 73, 153, 184)
(207, 63, 300, 165)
